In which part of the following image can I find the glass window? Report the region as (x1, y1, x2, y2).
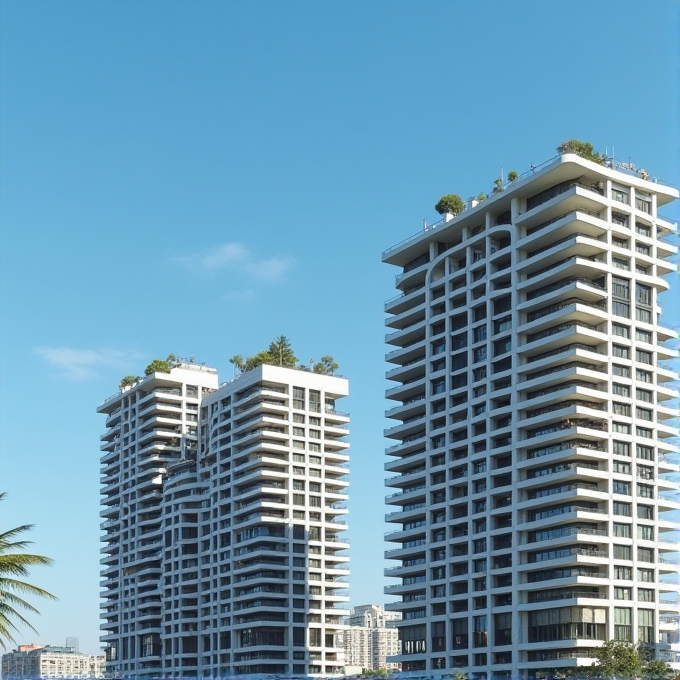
(613, 403, 631, 417)
(636, 389, 652, 403)
(612, 277, 630, 299)
(612, 365, 631, 378)
(494, 316, 512, 334)
(638, 589, 654, 602)
(635, 329, 652, 343)
(612, 384, 630, 397)
(473, 325, 487, 343)
(612, 188, 629, 204)
(613, 302, 630, 318)
(635, 308, 652, 323)
(613, 345, 630, 359)
(613, 523, 631, 538)
(612, 323, 630, 338)
(613, 482, 630, 495)
(614, 545, 632, 560)
(637, 526, 654, 540)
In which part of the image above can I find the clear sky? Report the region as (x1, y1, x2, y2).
(0, 0, 678, 656)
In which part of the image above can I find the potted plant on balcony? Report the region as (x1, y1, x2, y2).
(507, 170, 519, 182)
(119, 375, 140, 390)
(557, 139, 605, 165)
(435, 194, 465, 220)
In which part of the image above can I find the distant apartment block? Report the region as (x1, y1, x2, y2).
(1, 646, 105, 679)
(383, 151, 680, 678)
(343, 605, 401, 671)
(98, 362, 350, 678)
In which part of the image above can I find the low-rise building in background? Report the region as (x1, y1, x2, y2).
(343, 605, 401, 671)
(1, 645, 105, 679)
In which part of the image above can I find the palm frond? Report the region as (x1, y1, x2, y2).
(0, 526, 35, 545)
(0, 492, 56, 649)
(0, 553, 54, 569)
(0, 577, 58, 601)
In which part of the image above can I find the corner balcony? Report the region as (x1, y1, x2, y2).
(384, 465, 427, 491)
(384, 521, 427, 544)
(521, 275, 607, 309)
(520, 297, 609, 334)
(518, 324, 608, 361)
(516, 233, 609, 279)
(385, 394, 427, 419)
(385, 323, 426, 348)
(516, 182, 606, 232)
(385, 375, 427, 401)
(384, 285, 427, 315)
(384, 412, 426, 440)
(385, 301, 427, 331)
(519, 360, 608, 393)
(518, 209, 609, 247)
(517, 461, 607, 490)
(520, 345, 608, 381)
(385, 356, 426, 383)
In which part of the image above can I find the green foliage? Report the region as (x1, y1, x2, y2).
(360, 670, 389, 677)
(644, 660, 672, 679)
(476, 193, 487, 202)
(492, 177, 504, 194)
(231, 338, 337, 375)
(586, 640, 642, 679)
(267, 335, 298, 368)
(312, 356, 339, 375)
(119, 375, 140, 390)
(0, 493, 58, 648)
(507, 170, 519, 182)
(557, 139, 605, 165)
(434, 194, 465, 216)
(144, 354, 179, 376)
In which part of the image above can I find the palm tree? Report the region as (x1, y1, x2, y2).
(0, 493, 58, 648)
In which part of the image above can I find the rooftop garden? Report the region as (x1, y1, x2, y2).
(432, 139, 655, 221)
(230, 335, 339, 376)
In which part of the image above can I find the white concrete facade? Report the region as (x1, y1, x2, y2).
(98, 363, 350, 678)
(382, 154, 680, 679)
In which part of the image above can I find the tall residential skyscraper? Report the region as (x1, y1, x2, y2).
(383, 151, 679, 679)
(99, 361, 350, 678)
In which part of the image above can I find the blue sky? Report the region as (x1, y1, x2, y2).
(0, 0, 678, 655)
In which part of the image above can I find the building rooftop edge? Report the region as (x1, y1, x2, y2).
(382, 153, 679, 265)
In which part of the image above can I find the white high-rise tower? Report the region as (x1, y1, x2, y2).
(382, 151, 679, 679)
(99, 361, 350, 678)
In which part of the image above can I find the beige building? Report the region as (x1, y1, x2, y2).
(1, 646, 105, 679)
(344, 605, 401, 671)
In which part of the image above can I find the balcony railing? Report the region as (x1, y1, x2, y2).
(526, 526, 607, 543)
(525, 400, 606, 419)
(526, 208, 602, 236)
(526, 277, 605, 301)
(526, 380, 604, 400)
(527, 232, 603, 260)
(527, 297, 607, 322)
(526, 419, 607, 439)
(524, 360, 606, 381)
(528, 589, 607, 603)
(527, 343, 602, 364)
(526, 321, 602, 344)
(530, 435, 596, 458)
